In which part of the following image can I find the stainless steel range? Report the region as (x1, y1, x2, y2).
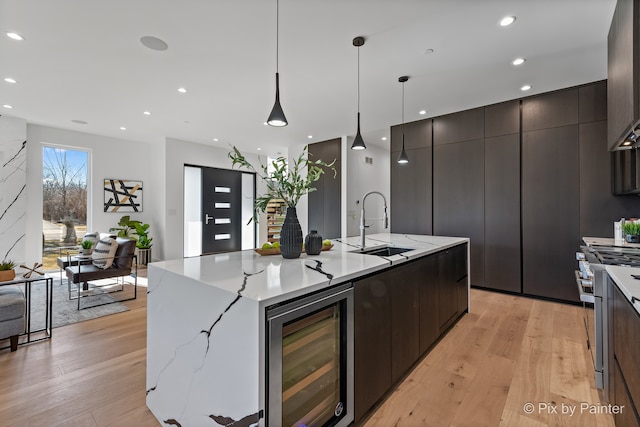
(576, 240, 640, 399)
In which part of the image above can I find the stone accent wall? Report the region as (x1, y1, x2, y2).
(0, 116, 27, 264)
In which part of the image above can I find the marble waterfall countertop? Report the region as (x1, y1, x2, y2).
(146, 233, 468, 427)
(149, 233, 468, 306)
(606, 265, 640, 315)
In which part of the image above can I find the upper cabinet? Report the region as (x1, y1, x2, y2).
(608, 0, 640, 150)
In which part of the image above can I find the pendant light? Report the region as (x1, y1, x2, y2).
(267, 0, 287, 127)
(397, 76, 409, 164)
(351, 36, 366, 150)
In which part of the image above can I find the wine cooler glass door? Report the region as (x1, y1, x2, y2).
(267, 284, 354, 427)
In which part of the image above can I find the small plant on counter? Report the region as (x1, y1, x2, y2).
(623, 221, 640, 243)
(0, 259, 15, 271)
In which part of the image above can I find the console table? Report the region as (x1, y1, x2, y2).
(0, 275, 53, 350)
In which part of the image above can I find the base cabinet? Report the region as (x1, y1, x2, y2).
(612, 283, 640, 425)
(354, 243, 468, 423)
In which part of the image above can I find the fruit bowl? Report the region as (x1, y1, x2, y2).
(254, 247, 281, 256)
(321, 244, 334, 251)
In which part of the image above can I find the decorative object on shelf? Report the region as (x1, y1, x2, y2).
(228, 145, 336, 259)
(266, 199, 286, 243)
(351, 36, 367, 150)
(622, 221, 640, 243)
(304, 230, 323, 255)
(104, 179, 143, 212)
(20, 262, 43, 279)
(266, 0, 287, 127)
(397, 76, 410, 164)
(0, 259, 16, 281)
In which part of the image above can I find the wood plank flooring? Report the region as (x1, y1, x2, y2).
(0, 283, 614, 427)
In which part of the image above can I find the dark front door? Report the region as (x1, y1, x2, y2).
(201, 167, 242, 254)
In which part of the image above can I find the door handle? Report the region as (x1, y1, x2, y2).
(205, 214, 214, 225)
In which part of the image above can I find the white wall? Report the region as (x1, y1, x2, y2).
(26, 125, 161, 262)
(345, 138, 391, 237)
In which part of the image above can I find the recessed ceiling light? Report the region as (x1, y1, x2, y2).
(381, 137, 387, 141)
(257, 147, 262, 151)
(71, 119, 88, 124)
(419, 110, 427, 115)
(499, 16, 516, 27)
(512, 58, 526, 66)
(6, 32, 24, 41)
(213, 138, 219, 142)
(307, 135, 313, 139)
(521, 84, 532, 91)
(4, 78, 16, 84)
(120, 127, 126, 130)
(623, 141, 632, 146)
(178, 87, 187, 93)
(3, 104, 13, 109)
(140, 36, 168, 51)
(143, 111, 151, 115)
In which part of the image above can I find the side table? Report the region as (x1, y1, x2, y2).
(0, 275, 53, 350)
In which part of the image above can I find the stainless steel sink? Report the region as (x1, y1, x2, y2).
(353, 246, 414, 257)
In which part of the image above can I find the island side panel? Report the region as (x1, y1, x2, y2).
(146, 265, 261, 427)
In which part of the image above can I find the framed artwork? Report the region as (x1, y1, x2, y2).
(104, 179, 143, 212)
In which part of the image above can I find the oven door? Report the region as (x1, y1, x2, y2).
(267, 284, 354, 427)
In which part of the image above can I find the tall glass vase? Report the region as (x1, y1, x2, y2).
(280, 207, 303, 259)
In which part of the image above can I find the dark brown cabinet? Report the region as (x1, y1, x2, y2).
(390, 263, 420, 384)
(607, 0, 639, 150)
(612, 283, 640, 425)
(353, 244, 468, 422)
(433, 139, 484, 287)
(308, 138, 341, 238)
(390, 120, 432, 235)
(522, 89, 580, 302)
(353, 269, 392, 423)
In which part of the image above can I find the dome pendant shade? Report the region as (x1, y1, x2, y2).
(397, 135, 409, 164)
(267, 73, 287, 127)
(351, 112, 366, 150)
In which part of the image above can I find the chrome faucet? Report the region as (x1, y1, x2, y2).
(360, 191, 389, 249)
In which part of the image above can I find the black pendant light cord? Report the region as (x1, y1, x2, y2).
(276, 0, 279, 73)
(402, 79, 405, 136)
(357, 45, 360, 114)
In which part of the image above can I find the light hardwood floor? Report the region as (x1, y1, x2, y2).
(0, 283, 615, 427)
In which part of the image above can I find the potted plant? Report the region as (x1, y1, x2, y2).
(134, 222, 153, 265)
(0, 260, 16, 282)
(110, 215, 153, 265)
(623, 221, 640, 243)
(228, 145, 335, 259)
(80, 239, 94, 255)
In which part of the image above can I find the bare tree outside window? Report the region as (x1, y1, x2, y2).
(42, 146, 88, 269)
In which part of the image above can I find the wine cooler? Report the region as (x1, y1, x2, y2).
(266, 283, 354, 427)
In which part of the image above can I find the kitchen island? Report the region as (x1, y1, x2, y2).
(146, 233, 469, 427)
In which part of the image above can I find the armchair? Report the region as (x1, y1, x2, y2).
(0, 285, 26, 351)
(65, 237, 137, 310)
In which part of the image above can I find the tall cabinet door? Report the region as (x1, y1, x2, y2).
(433, 108, 485, 287)
(484, 101, 521, 293)
(522, 89, 580, 301)
(390, 120, 433, 234)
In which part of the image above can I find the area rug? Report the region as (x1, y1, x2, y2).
(23, 277, 130, 330)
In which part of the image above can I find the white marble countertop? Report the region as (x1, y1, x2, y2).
(150, 233, 468, 305)
(583, 236, 640, 249)
(605, 265, 640, 314)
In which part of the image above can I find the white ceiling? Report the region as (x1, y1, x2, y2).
(0, 0, 616, 156)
